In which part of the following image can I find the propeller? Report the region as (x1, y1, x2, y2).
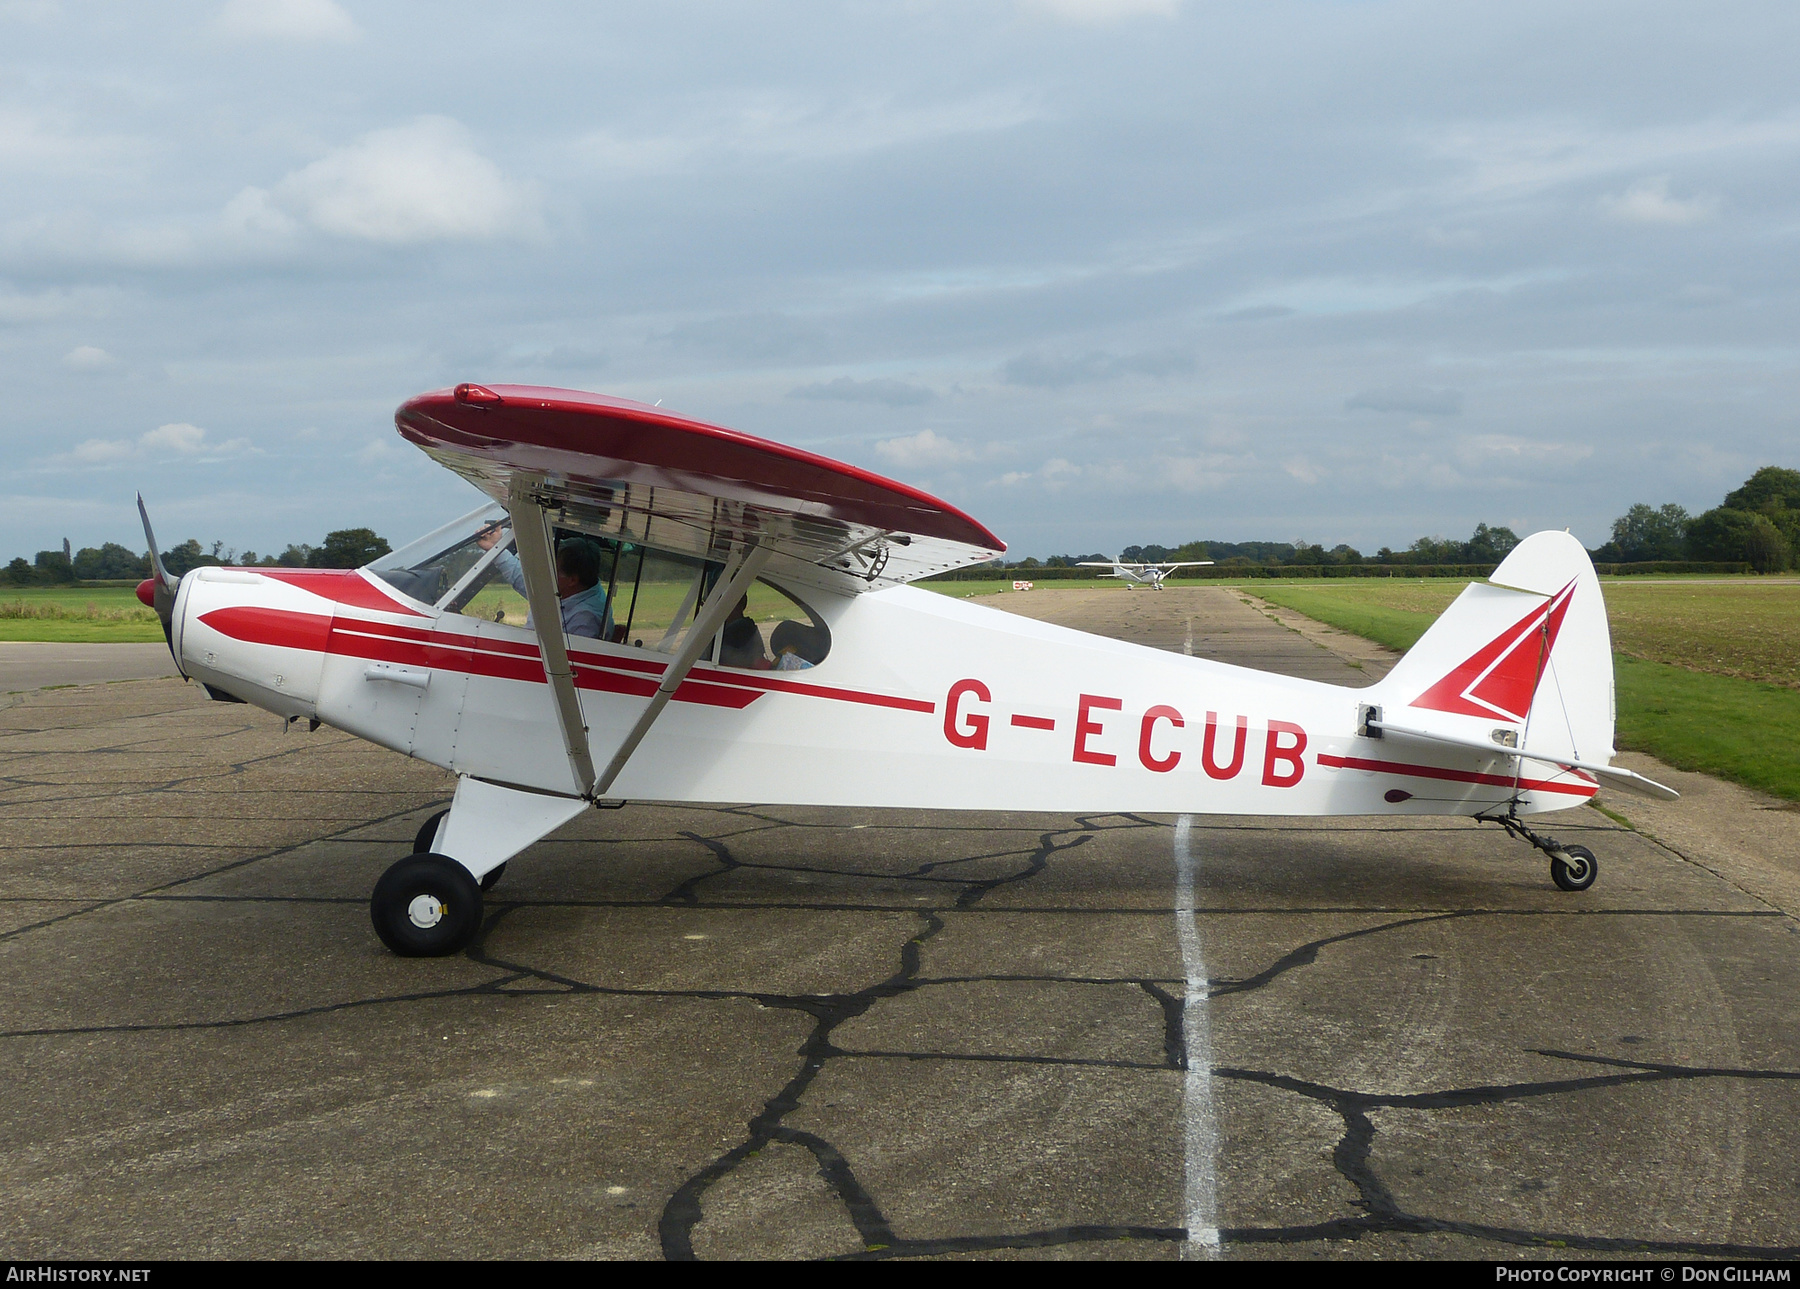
(136, 493, 183, 670)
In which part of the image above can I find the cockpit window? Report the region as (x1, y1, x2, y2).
(608, 545, 829, 668)
(713, 578, 829, 671)
(370, 503, 829, 667)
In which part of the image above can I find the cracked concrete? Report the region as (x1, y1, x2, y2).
(2, 591, 1797, 1259)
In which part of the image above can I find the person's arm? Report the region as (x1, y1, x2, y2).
(492, 548, 527, 598)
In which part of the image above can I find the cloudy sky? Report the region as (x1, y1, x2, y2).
(4, 0, 1797, 561)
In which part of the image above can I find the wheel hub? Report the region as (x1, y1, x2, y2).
(407, 894, 447, 929)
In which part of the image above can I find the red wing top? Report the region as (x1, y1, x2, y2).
(395, 384, 1005, 594)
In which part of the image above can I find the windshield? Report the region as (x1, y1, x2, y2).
(365, 502, 512, 611)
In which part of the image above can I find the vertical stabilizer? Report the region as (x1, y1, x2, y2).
(1371, 532, 1615, 768)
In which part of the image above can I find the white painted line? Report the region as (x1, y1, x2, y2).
(1174, 813, 1221, 1257)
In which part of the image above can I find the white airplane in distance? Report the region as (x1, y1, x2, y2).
(136, 383, 1678, 959)
(1077, 558, 1215, 589)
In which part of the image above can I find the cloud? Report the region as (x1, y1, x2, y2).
(1427, 115, 1800, 201)
(1671, 285, 1733, 309)
(874, 429, 974, 470)
(61, 345, 114, 370)
(63, 422, 253, 466)
(1000, 348, 1194, 388)
(140, 422, 207, 452)
(993, 451, 1237, 495)
(1601, 175, 1719, 226)
(573, 92, 1041, 175)
(996, 457, 1082, 493)
(215, 0, 359, 43)
(0, 108, 127, 173)
(225, 117, 538, 245)
(1017, 0, 1180, 22)
(1283, 456, 1322, 485)
(662, 312, 828, 364)
(1345, 387, 1463, 417)
(1217, 305, 1294, 324)
(0, 284, 112, 324)
(220, 185, 300, 240)
(1453, 434, 1593, 472)
(791, 377, 934, 407)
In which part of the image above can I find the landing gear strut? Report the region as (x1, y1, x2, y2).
(1480, 811, 1598, 892)
(412, 808, 506, 890)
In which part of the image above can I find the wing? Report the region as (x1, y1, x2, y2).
(395, 384, 1006, 596)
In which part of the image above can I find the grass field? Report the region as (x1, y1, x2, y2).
(1, 576, 811, 647)
(924, 578, 1126, 597)
(0, 587, 163, 642)
(1249, 577, 1800, 801)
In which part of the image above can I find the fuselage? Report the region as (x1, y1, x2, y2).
(171, 566, 1590, 818)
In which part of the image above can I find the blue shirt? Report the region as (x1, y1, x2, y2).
(493, 550, 611, 640)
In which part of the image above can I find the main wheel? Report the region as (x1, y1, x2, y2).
(371, 853, 483, 957)
(412, 809, 449, 853)
(479, 862, 507, 892)
(1550, 845, 1597, 892)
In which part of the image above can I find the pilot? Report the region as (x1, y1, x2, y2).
(718, 594, 771, 669)
(479, 525, 611, 640)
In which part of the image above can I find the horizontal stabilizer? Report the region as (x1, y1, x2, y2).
(1370, 717, 1679, 801)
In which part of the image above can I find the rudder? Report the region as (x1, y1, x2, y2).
(1370, 532, 1615, 770)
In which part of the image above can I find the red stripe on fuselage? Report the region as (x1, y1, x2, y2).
(255, 569, 428, 617)
(197, 607, 931, 715)
(197, 606, 333, 653)
(1317, 751, 1596, 797)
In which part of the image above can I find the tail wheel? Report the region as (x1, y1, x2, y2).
(371, 854, 483, 957)
(412, 809, 449, 853)
(1550, 845, 1597, 892)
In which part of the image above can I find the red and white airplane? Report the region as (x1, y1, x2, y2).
(137, 384, 1676, 957)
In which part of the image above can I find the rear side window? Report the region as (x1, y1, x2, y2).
(715, 579, 829, 672)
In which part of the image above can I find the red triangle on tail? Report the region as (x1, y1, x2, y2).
(1409, 579, 1576, 723)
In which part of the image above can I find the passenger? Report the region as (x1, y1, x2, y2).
(478, 525, 611, 640)
(718, 596, 771, 670)
(769, 619, 818, 671)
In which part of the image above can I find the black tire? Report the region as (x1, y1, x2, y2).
(480, 862, 507, 892)
(371, 853, 483, 957)
(1551, 844, 1597, 892)
(412, 809, 449, 854)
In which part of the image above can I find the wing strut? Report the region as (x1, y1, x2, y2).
(593, 541, 772, 799)
(508, 477, 599, 796)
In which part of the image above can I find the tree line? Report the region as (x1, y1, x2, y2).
(5, 528, 392, 586)
(1001, 465, 1798, 573)
(9, 463, 1796, 586)
(1588, 466, 1800, 573)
